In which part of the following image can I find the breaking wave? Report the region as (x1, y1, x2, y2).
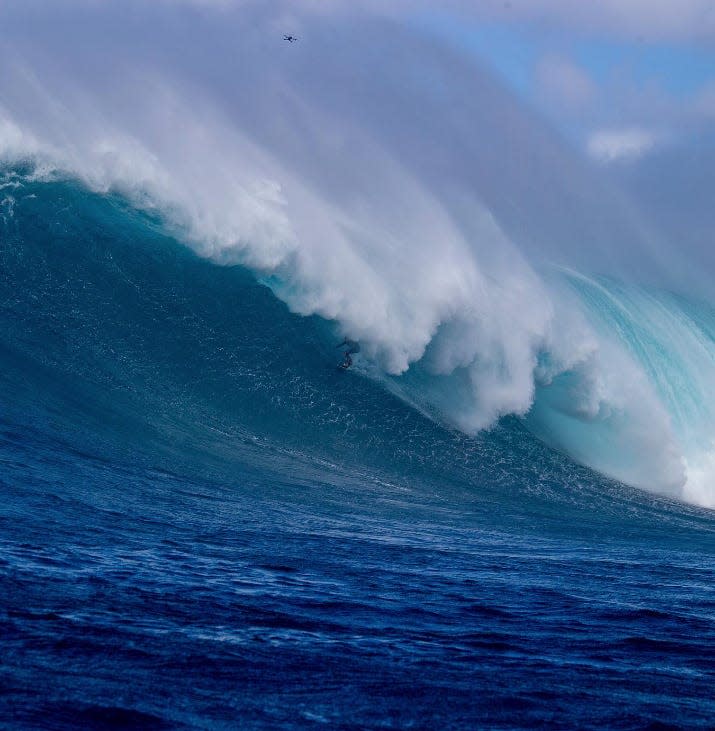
(1, 0, 714, 506)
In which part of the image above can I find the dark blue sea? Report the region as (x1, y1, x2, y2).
(1, 172, 714, 730)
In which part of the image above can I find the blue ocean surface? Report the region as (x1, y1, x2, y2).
(1, 172, 714, 730)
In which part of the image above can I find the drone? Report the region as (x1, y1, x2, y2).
(283, 35, 298, 42)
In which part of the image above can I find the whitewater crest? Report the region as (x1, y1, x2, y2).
(0, 1, 713, 507)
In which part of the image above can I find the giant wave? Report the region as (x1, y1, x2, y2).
(1, 0, 714, 507)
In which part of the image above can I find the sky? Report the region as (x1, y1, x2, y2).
(419, 1, 715, 163)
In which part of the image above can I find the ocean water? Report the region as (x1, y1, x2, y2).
(1, 172, 714, 730)
(2, 3, 715, 728)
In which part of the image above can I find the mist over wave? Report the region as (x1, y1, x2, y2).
(1, 0, 713, 506)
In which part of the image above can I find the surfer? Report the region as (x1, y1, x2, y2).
(337, 338, 360, 369)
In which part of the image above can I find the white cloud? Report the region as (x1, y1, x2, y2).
(587, 127, 661, 162)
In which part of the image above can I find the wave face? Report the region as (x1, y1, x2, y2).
(528, 273, 715, 507)
(1, 0, 713, 504)
(0, 167, 711, 516)
(0, 169, 594, 498)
